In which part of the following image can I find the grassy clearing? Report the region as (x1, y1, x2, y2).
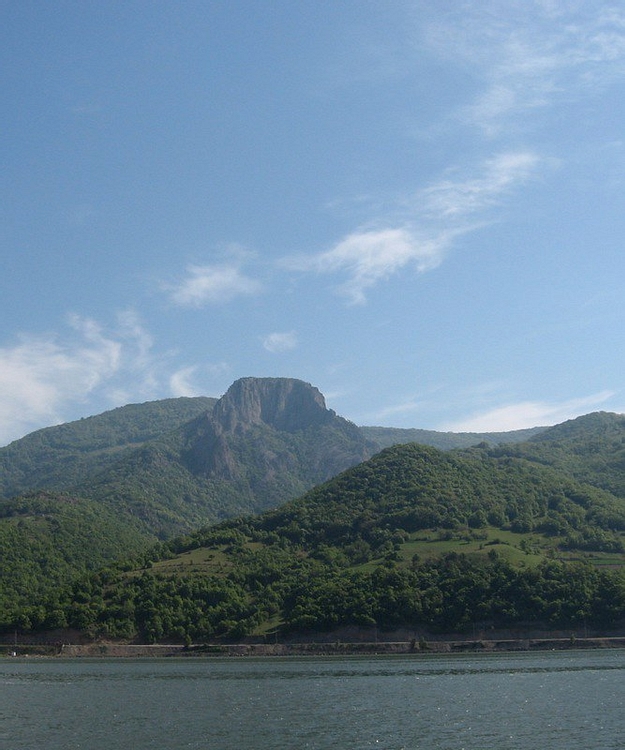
(150, 546, 233, 576)
(135, 525, 625, 582)
(396, 528, 548, 567)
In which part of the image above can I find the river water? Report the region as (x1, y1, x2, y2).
(1, 650, 623, 749)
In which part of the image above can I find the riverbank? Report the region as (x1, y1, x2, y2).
(4, 635, 625, 658)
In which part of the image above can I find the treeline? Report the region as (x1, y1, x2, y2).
(4, 550, 624, 643)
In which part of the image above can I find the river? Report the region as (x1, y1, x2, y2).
(1, 650, 623, 749)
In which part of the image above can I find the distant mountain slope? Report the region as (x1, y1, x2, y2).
(361, 424, 547, 450)
(0, 396, 216, 500)
(482, 411, 625, 499)
(79, 378, 376, 535)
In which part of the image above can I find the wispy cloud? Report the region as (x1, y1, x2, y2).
(169, 362, 230, 397)
(291, 150, 540, 304)
(290, 4, 625, 304)
(262, 331, 298, 353)
(368, 398, 427, 422)
(169, 366, 201, 397)
(0, 313, 165, 445)
(305, 227, 445, 305)
(167, 263, 262, 307)
(419, 152, 540, 220)
(431, 2, 625, 134)
(441, 390, 616, 432)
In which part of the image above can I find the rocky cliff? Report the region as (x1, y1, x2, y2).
(181, 377, 373, 487)
(211, 377, 333, 434)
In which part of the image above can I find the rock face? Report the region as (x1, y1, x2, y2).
(212, 377, 333, 434)
(181, 377, 374, 495)
(0, 376, 376, 536)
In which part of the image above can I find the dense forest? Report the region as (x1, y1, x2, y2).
(1, 383, 625, 644)
(3, 429, 625, 642)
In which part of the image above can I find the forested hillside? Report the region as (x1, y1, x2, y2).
(2, 379, 625, 644)
(484, 412, 625, 498)
(0, 396, 216, 500)
(0, 491, 151, 628)
(5, 436, 625, 642)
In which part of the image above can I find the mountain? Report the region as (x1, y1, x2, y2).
(0, 378, 377, 627)
(0, 379, 553, 517)
(0, 396, 217, 501)
(179, 377, 374, 492)
(361, 425, 547, 450)
(0, 378, 375, 538)
(20, 439, 625, 642)
(2, 379, 625, 641)
(479, 411, 625, 499)
(77, 377, 376, 536)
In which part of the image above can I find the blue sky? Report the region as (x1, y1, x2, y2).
(2, 0, 625, 445)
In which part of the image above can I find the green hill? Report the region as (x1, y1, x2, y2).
(16, 438, 624, 642)
(361, 424, 547, 450)
(484, 411, 625, 499)
(0, 396, 216, 500)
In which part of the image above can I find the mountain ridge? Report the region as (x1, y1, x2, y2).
(1, 378, 376, 537)
(1, 377, 625, 639)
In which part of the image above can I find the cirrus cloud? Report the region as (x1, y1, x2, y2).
(289, 150, 541, 304)
(309, 227, 445, 305)
(262, 331, 298, 353)
(428, 2, 625, 135)
(419, 152, 540, 220)
(167, 263, 262, 307)
(441, 390, 617, 432)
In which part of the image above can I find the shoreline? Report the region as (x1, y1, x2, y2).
(5, 635, 625, 658)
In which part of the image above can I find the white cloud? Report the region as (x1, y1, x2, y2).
(169, 362, 231, 398)
(0, 313, 165, 446)
(262, 331, 298, 353)
(441, 390, 616, 432)
(291, 150, 540, 304)
(169, 366, 201, 397)
(167, 263, 261, 307)
(436, 3, 625, 134)
(419, 152, 540, 220)
(300, 227, 445, 305)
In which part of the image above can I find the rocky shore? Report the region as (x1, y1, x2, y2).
(4, 636, 625, 658)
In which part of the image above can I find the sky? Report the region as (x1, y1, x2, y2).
(2, 0, 625, 446)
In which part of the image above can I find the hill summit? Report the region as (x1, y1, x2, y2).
(179, 377, 373, 487)
(211, 377, 333, 434)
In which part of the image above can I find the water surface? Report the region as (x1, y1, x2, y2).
(1, 650, 623, 749)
